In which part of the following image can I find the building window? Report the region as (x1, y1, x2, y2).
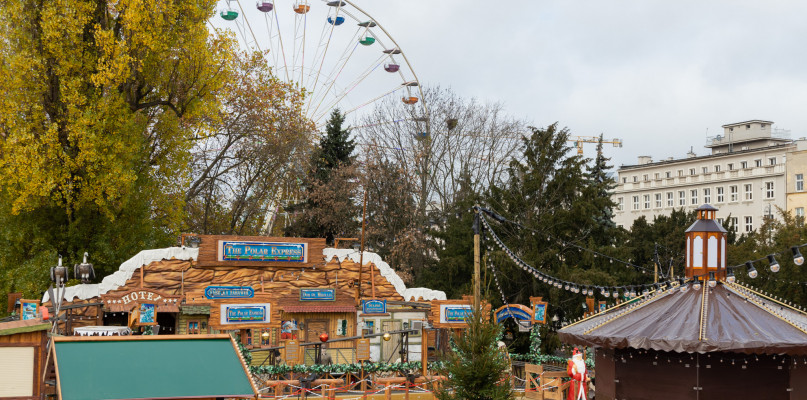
(677, 170, 684, 177)
(665, 171, 672, 178)
(622, 177, 627, 183)
(678, 190, 686, 206)
(617, 197, 624, 211)
(240, 329, 253, 348)
(633, 196, 639, 210)
(728, 163, 734, 171)
(755, 159, 762, 167)
(654, 172, 660, 180)
(703, 188, 711, 204)
(769, 157, 776, 166)
(765, 182, 774, 199)
(744, 184, 753, 200)
(797, 208, 805, 225)
(730, 185, 738, 202)
(730, 217, 739, 232)
(797, 174, 804, 192)
(666, 192, 674, 207)
(745, 216, 753, 232)
(746, 124, 751, 129)
(716, 187, 724, 203)
(702, 166, 709, 174)
(188, 321, 200, 334)
(643, 174, 649, 181)
(690, 189, 698, 205)
(643, 194, 651, 209)
(717, 218, 724, 226)
(633, 176, 638, 183)
(741, 161, 748, 169)
(655, 193, 662, 208)
(689, 168, 696, 176)
(714, 165, 721, 172)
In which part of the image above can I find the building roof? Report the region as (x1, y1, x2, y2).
(558, 282, 807, 355)
(52, 335, 256, 400)
(0, 318, 50, 336)
(617, 142, 793, 171)
(721, 120, 775, 128)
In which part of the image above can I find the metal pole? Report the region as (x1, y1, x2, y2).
(653, 243, 659, 284)
(473, 206, 481, 310)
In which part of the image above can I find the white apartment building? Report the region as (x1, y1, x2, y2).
(612, 120, 802, 233)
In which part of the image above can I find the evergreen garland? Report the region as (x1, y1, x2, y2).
(251, 360, 446, 375)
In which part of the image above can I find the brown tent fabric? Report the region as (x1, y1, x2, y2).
(559, 283, 807, 355)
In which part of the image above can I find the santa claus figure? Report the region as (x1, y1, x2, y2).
(566, 348, 588, 400)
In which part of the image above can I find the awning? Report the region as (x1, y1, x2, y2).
(283, 305, 356, 313)
(52, 334, 257, 399)
(73, 326, 131, 336)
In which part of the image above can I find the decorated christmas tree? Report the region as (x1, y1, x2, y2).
(437, 306, 514, 400)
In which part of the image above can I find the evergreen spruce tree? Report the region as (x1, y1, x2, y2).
(285, 109, 358, 242)
(583, 134, 619, 245)
(312, 108, 356, 183)
(436, 307, 514, 400)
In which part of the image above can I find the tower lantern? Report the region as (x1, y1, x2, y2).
(685, 204, 728, 280)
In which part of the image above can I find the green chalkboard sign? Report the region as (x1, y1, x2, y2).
(54, 337, 255, 399)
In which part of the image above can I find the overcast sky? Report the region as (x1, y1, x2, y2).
(352, 0, 807, 169)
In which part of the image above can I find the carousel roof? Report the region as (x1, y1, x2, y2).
(558, 281, 807, 355)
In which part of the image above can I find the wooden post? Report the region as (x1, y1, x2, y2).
(421, 324, 428, 377)
(473, 207, 481, 311)
(384, 383, 391, 400)
(359, 189, 368, 302)
(361, 363, 367, 400)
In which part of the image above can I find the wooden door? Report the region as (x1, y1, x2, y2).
(306, 320, 329, 343)
(381, 320, 402, 363)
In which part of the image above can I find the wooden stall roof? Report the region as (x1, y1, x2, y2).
(0, 319, 50, 336)
(52, 334, 257, 400)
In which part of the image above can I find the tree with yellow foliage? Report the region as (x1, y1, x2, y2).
(0, 0, 309, 301)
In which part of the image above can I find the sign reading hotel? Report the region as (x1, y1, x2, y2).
(220, 304, 270, 325)
(440, 304, 473, 323)
(205, 286, 255, 299)
(218, 241, 308, 263)
(300, 288, 335, 301)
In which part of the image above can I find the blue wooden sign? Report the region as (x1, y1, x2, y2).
(225, 305, 268, 323)
(362, 299, 386, 314)
(205, 286, 254, 300)
(300, 288, 335, 301)
(219, 241, 307, 262)
(443, 306, 473, 322)
(494, 304, 534, 323)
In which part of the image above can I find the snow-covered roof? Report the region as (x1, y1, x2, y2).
(42, 246, 445, 303)
(42, 247, 199, 303)
(323, 248, 446, 301)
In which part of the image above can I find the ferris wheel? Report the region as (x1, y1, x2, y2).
(213, 0, 428, 129)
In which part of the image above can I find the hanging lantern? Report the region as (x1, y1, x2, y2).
(726, 270, 736, 283)
(708, 272, 717, 288)
(767, 254, 780, 273)
(692, 279, 702, 291)
(791, 246, 805, 266)
(746, 261, 758, 278)
(685, 204, 727, 280)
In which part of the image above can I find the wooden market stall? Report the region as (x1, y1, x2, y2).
(0, 318, 50, 400)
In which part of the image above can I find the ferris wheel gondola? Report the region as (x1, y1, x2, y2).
(210, 0, 428, 130)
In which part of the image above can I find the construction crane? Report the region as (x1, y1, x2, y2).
(568, 136, 623, 155)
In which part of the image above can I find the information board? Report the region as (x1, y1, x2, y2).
(284, 340, 300, 365)
(356, 339, 371, 361)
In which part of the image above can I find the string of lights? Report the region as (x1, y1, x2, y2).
(475, 206, 656, 275)
(480, 213, 676, 299)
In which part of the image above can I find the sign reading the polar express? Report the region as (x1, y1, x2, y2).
(221, 304, 270, 324)
(440, 305, 473, 323)
(219, 241, 308, 263)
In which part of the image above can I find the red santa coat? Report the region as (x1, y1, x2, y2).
(566, 356, 588, 400)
